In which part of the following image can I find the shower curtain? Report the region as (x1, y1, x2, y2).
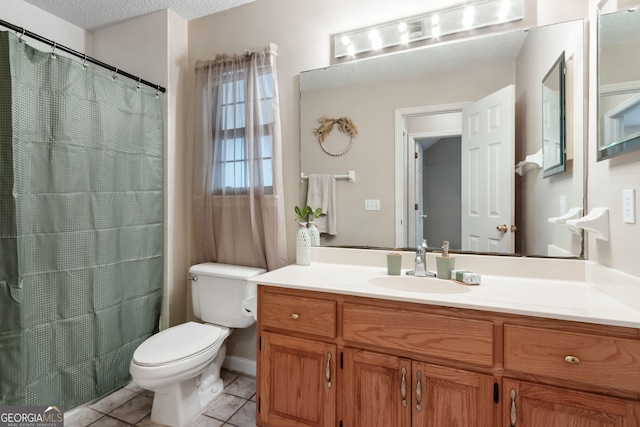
(0, 31, 164, 409)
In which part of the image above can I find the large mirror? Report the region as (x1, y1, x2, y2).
(598, 5, 640, 160)
(300, 19, 585, 258)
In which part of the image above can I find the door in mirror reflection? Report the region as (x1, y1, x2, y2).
(461, 85, 515, 253)
(406, 86, 515, 253)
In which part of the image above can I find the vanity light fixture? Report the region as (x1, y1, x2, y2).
(334, 0, 524, 59)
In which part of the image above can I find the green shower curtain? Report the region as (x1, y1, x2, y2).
(0, 31, 164, 409)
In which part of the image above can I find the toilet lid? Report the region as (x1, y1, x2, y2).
(133, 322, 223, 366)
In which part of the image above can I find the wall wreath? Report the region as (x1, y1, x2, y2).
(313, 116, 358, 156)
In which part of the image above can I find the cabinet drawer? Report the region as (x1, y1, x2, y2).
(343, 303, 494, 367)
(504, 324, 640, 393)
(260, 291, 337, 338)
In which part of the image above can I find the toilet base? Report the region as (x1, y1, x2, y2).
(149, 344, 227, 427)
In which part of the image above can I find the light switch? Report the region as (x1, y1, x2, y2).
(623, 189, 636, 224)
(364, 199, 380, 211)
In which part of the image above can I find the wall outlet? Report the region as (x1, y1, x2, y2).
(364, 199, 381, 211)
(623, 189, 636, 224)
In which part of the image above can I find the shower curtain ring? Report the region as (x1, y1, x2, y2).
(112, 68, 118, 81)
(82, 54, 89, 69)
(155, 85, 160, 99)
(136, 78, 142, 91)
(18, 28, 25, 42)
(50, 42, 57, 58)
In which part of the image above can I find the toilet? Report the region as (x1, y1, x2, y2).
(129, 262, 264, 427)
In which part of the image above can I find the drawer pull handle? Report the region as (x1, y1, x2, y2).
(401, 366, 407, 408)
(415, 370, 422, 412)
(325, 351, 332, 389)
(564, 355, 580, 364)
(291, 313, 299, 320)
(510, 389, 517, 426)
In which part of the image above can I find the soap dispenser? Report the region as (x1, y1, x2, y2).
(435, 241, 455, 280)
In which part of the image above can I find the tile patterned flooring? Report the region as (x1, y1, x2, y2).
(65, 370, 256, 427)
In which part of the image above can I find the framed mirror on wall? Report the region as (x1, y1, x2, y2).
(542, 52, 566, 177)
(598, 6, 640, 160)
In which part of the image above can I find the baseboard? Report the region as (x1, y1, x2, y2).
(223, 355, 256, 377)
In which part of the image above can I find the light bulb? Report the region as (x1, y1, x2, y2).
(399, 22, 407, 33)
(431, 14, 440, 26)
(401, 32, 409, 44)
(341, 35, 350, 46)
(498, 0, 511, 20)
(368, 29, 380, 41)
(463, 6, 475, 28)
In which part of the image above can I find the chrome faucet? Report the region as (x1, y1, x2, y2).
(406, 239, 436, 277)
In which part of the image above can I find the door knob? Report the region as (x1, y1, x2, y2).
(496, 224, 508, 233)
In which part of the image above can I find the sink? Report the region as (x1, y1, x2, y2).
(368, 275, 471, 294)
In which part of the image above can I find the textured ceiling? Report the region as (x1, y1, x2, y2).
(21, 0, 255, 31)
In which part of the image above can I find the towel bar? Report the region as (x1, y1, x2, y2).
(301, 171, 355, 183)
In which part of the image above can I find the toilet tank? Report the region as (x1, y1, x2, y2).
(189, 262, 265, 328)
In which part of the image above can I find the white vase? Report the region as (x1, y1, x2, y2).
(296, 222, 311, 265)
(308, 220, 320, 246)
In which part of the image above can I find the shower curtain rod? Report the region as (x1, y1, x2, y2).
(0, 19, 166, 93)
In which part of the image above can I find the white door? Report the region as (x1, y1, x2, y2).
(461, 85, 515, 253)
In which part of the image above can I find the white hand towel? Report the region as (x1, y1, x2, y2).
(306, 174, 337, 235)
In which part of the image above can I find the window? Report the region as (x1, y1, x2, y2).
(212, 68, 274, 194)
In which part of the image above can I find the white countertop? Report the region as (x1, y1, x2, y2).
(250, 262, 640, 329)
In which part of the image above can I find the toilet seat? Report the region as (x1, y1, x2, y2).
(133, 322, 223, 367)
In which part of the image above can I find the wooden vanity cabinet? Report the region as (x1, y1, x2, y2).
(259, 332, 336, 427)
(257, 289, 338, 427)
(341, 350, 496, 427)
(502, 324, 640, 426)
(257, 286, 499, 427)
(256, 285, 640, 427)
(502, 379, 640, 427)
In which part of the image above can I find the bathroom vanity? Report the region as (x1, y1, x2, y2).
(252, 256, 640, 427)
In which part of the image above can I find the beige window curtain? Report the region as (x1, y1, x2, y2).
(192, 43, 287, 270)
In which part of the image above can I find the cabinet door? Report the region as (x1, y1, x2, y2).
(343, 348, 412, 427)
(503, 379, 640, 427)
(412, 361, 497, 427)
(259, 332, 336, 427)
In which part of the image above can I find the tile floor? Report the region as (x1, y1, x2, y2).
(65, 370, 256, 427)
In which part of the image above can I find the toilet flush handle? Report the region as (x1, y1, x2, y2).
(187, 274, 198, 281)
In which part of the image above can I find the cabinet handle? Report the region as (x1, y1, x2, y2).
(401, 366, 407, 408)
(291, 313, 299, 319)
(415, 370, 422, 412)
(509, 389, 517, 427)
(564, 355, 580, 364)
(325, 352, 332, 389)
